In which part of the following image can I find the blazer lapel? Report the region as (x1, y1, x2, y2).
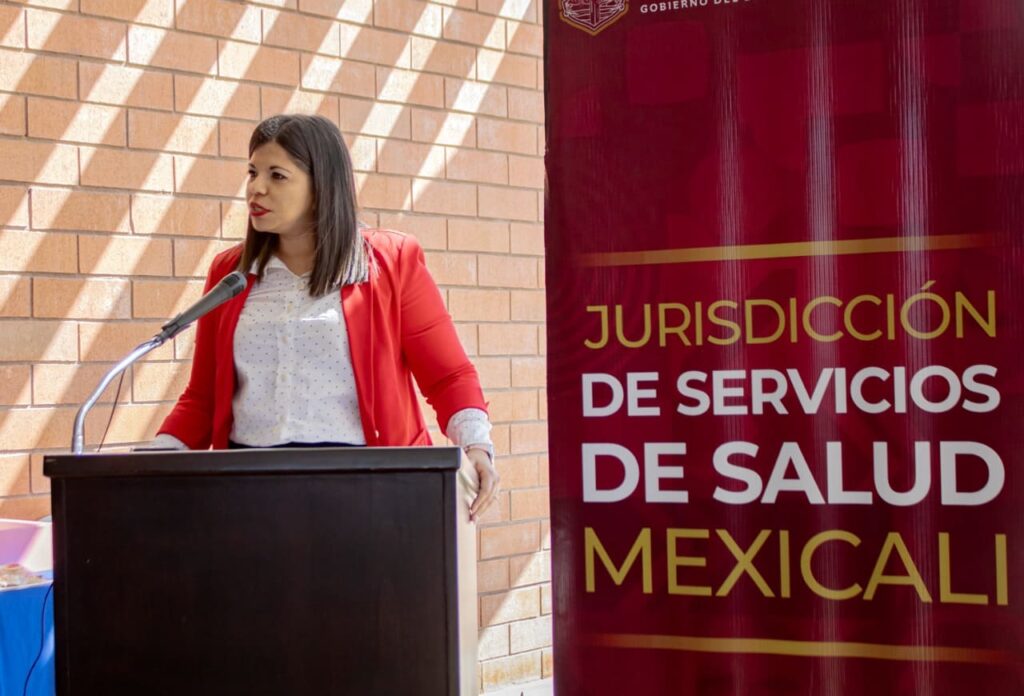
(341, 282, 376, 444)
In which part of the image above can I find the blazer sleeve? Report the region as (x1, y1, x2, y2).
(155, 261, 226, 449)
(396, 234, 487, 434)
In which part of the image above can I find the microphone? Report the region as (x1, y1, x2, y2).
(156, 271, 248, 341)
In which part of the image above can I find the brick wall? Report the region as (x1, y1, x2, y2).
(0, 0, 549, 691)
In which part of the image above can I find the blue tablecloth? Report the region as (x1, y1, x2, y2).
(0, 577, 54, 696)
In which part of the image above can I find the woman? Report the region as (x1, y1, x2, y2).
(151, 114, 499, 520)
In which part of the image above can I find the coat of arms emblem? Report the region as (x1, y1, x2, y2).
(560, 0, 629, 35)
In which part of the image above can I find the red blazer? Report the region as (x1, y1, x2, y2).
(158, 229, 487, 449)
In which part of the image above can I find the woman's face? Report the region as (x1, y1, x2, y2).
(247, 141, 315, 238)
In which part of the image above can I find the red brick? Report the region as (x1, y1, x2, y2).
(411, 108, 475, 146)
(175, 75, 260, 119)
(345, 134, 376, 172)
(481, 651, 542, 691)
(449, 288, 509, 322)
(445, 77, 507, 117)
(478, 0, 538, 23)
(0, 496, 51, 522)
(0, 48, 76, 99)
(27, 98, 125, 146)
(413, 179, 476, 216)
(448, 218, 508, 252)
(128, 25, 218, 74)
(477, 49, 537, 89)
(478, 557, 509, 593)
(375, 0, 441, 37)
(128, 110, 218, 155)
(339, 97, 410, 138)
(425, 251, 476, 286)
(80, 147, 174, 192)
(80, 0, 175, 27)
(32, 362, 124, 405)
(509, 615, 551, 653)
(355, 173, 411, 210)
(488, 389, 537, 422)
(510, 222, 543, 255)
(30, 455, 49, 494)
(508, 86, 543, 122)
(478, 117, 535, 154)
(80, 235, 173, 276)
(298, 0, 372, 24)
(263, 8, 338, 54)
(100, 402, 175, 445)
(479, 625, 510, 660)
(0, 186, 29, 228)
(442, 7, 505, 48)
(478, 254, 537, 288)
(0, 320, 77, 361)
(219, 40, 300, 86)
(496, 455, 538, 489)
(221, 200, 248, 239)
(510, 488, 549, 521)
(480, 521, 540, 560)
(511, 289, 545, 321)
(301, 55, 375, 98)
(411, 37, 476, 78)
(454, 322, 477, 354)
(173, 238, 239, 277)
(376, 213, 446, 250)
(0, 230, 76, 273)
(218, 119, 257, 159)
(26, 9, 126, 61)
(510, 422, 546, 454)
(34, 277, 131, 319)
(506, 19, 542, 56)
(475, 356, 510, 389)
(132, 278, 205, 318)
(508, 154, 543, 189)
(79, 321, 173, 361)
(0, 464, 33, 499)
(175, 156, 247, 198)
(0, 276, 30, 317)
(0, 140, 77, 185)
(132, 360, 189, 402)
(0, 365, 31, 405)
(261, 87, 339, 125)
(80, 63, 174, 111)
(0, 6, 24, 49)
(132, 195, 222, 237)
(480, 584, 540, 624)
(479, 324, 537, 355)
(377, 67, 444, 108)
(175, 0, 261, 42)
(32, 189, 131, 232)
(479, 186, 537, 222)
(0, 94, 25, 136)
(338, 23, 410, 67)
(378, 140, 445, 178)
(445, 147, 508, 186)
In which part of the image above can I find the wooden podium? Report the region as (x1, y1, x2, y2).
(44, 447, 479, 696)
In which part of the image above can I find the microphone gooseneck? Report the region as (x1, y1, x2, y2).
(71, 271, 248, 454)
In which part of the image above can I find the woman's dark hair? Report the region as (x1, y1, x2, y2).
(238, 114, 366, 296)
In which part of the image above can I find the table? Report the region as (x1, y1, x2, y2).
(0, 576, 54, 696)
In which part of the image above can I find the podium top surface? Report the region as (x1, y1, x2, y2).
(44, 446, 461, 478)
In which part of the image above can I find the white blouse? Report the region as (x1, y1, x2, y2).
(152, 255, 492, 452)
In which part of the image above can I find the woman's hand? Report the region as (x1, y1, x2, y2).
(466, 447, 500, 522)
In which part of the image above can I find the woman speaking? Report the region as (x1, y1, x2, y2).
(150, 114, 500, 520)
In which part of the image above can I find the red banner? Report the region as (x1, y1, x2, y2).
(544, 1, 1024, 693)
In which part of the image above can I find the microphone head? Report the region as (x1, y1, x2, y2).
(222, 271, 248, 297)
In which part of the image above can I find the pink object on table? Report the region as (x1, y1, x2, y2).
(0, 519, 52, 573)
